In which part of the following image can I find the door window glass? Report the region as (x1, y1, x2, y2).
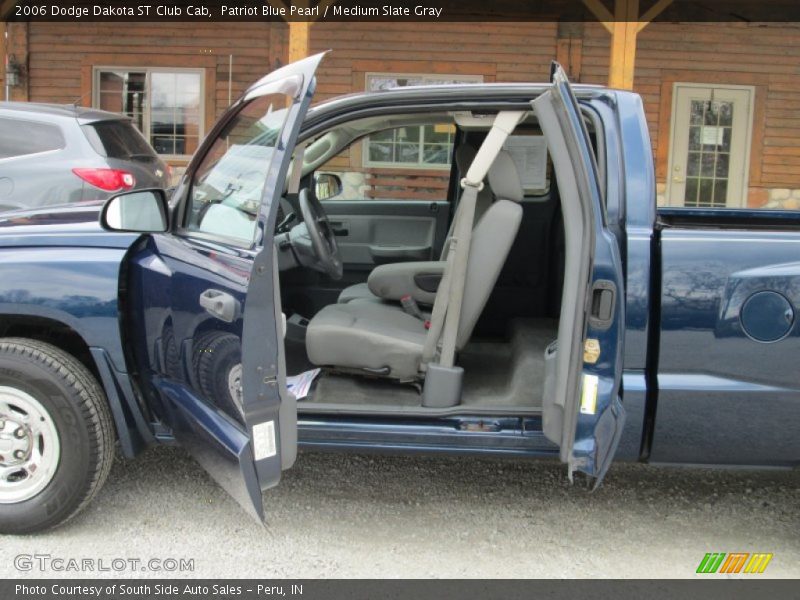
(185, 93, 292, 244)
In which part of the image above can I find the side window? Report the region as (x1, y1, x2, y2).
(0, 117, 65, 159)
(315, 122, 455, 203)
(184, 93, 292, 244)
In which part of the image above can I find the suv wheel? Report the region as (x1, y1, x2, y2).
(0, 338, 114, 534)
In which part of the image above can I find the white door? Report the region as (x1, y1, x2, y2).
(666, 84, 755, 208)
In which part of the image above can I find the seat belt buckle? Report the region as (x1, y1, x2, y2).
(400, 294, 424, 320)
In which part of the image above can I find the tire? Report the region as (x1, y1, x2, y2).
(192, 331, 244, 421)
(0, 338, 114, 534)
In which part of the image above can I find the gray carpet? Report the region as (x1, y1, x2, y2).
(300, 319, 557, 416)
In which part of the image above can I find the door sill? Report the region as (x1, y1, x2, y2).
(296, 400, 542, 418)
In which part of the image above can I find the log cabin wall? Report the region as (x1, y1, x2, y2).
(582, 21, 800, 209)
(11, 20, 800, 208)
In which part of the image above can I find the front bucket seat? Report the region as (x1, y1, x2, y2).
(305, 150, 524, 380)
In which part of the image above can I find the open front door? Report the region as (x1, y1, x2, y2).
(128, 53, 325, 522)
(533, 64, 626, 484)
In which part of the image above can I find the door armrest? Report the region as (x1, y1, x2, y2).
(367, 261, 446, 305)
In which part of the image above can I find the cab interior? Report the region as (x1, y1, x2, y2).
(273, 108, 576, 416)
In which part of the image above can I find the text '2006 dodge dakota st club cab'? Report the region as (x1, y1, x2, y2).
(0, 54, 797, 533)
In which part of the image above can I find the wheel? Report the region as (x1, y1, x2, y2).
(0, 338, 114, 534)
(192, 331, 244, 421)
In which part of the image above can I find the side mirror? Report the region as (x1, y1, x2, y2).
(315, 173, 342, 201)
(100, 189, 169, 233)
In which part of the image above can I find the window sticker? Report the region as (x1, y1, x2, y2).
(503, 135, 549, 192)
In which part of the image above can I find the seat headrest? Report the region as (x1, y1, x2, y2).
(455, 144, 477, 173)
(487, 150, 523, 203)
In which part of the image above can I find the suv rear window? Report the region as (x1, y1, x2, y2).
(0, 117, 66, 159)
(82, 120, 158, 161)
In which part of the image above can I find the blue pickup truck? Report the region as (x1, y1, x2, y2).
(0, 55, 797, 533)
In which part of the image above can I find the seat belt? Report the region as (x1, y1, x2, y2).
(421, 110, 525, 369)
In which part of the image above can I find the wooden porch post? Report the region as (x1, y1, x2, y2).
(583, 0, 673, 90)
(288, 21, 311, 63)
(269, 1, 337, 63)
(0, 1, 15, 96)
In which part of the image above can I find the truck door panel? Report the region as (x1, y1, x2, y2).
(124, 53, 325, 521)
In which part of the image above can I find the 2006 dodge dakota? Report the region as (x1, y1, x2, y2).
(0, 55, 797, 533)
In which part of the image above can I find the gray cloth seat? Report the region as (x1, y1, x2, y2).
(306, 150, 524, 380)
(305, 299, 429, 380)
(337, 144, 494, 306)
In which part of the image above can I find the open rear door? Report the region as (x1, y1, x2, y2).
(533, 64, 626, 485)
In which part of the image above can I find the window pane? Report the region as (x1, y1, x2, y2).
(688, 126, 702, 151)
(397, 127, 420, 143)
(684, 178, 699, 206)
(687, 152, 701, 177)
(704, 102, 720, 126)
(0, 117, 65, 158)
(97, 70, 146, 133)
(396, 142, 419, 163)
(187, 93, 291, 243)
(713, 180, 728, 205)
(150, 71, 202, 156)
(700, 153, 716, 177)
(690, 100, 704, 125)
(715, 153, 730, 178)
(721, 128, 732, 153)
(718, 102, 733, 126)
(424, 124, 454, 144)
(370, 129, 394, 142)
(699, 178, 714, 206)
(423, 144, 450, 164)
(368, 142, 393, 163)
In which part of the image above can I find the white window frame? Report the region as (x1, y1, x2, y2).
(92, 66, 205, 160)
(363, 72, 482, 170)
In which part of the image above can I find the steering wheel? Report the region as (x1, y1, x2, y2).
(298, 187, 343, 280)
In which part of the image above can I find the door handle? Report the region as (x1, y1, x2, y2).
(328, 220, 349, 236)
(588, 280, 616, 330)
(199, 289, 240, 323)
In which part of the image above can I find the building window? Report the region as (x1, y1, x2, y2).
(94, 68, 203, 157)
(364, 73, 482, 170)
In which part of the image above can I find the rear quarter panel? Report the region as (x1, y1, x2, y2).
(652, 215, 800, 466)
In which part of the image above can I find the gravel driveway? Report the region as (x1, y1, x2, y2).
(2, 446, 798, 578)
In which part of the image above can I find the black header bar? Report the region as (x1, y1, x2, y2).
(4, 0, 800, 22)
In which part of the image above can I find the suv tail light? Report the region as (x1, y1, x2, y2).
(72, 168, 136, 192)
